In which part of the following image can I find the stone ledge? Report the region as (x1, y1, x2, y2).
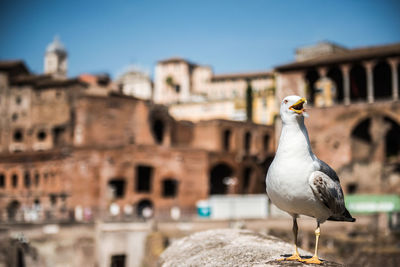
(159, 228, 343, 267)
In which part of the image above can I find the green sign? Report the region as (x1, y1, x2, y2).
(345, 194, 400, 214)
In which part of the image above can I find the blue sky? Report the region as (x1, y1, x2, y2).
(1, 0, 399, 78)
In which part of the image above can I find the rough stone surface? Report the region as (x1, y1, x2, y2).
(159, 228, 343, 267)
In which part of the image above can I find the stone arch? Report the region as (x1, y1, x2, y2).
(350, 64, 367, 101)
(209, 163, 234, 195)
(149, 106, 172, 145)
(305, 69, 319, 104)
(327, 66, 344, 103)
(7, 200, 20, 221)
(350, 117, 372, 161)
(136, 199, 153, 218)
(384, 117, 400, 160)
(373, 60, 392, 100)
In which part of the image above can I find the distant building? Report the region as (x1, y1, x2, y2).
(0, 44, 274, 223)
(116, 66, 153, 100)
(154, 57, 276, 125)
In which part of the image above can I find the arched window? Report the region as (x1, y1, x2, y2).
(263, 134, 270, 151)
(152, 119, 165, 144)
(384, 117, 400, 160)
(136, 199, 153, 218)
(351, 118, 372, 161)
(24, 171, 31, 188)
(162, 178, 178, 198)
(222, 129, 231, 151)
(12, 174, 18, 188)
(0, 173, 5, 188)
(13, 130, 23, 142)
(244, 131, 251, 154)
(37, 130, 47, 141)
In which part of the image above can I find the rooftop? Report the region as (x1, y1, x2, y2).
(275, 42, 400, 72)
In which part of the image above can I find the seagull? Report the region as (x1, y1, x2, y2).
(266, 95, 355, 264)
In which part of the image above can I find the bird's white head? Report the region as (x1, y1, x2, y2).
(280, 95, 308, 124)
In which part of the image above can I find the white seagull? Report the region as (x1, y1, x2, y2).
(266, 95, 355, 264)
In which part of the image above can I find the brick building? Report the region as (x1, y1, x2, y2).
(0, 41, 274, 222)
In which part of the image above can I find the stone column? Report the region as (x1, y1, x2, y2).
(388, 58, 399, 101)
(341, 64, 351, 105)
(364, 61, 375, 103)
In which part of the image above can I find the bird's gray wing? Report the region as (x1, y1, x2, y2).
(317, 158, 340, 182)
(308, 170, 345, 215)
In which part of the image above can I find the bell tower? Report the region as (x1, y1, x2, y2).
(44, 36, 67, 78)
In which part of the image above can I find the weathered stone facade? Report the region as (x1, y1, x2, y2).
(0, 60, 274, 223)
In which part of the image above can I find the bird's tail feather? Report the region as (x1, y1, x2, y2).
(328, 208, 356, 222)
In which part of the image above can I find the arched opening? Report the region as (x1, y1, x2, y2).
(34, 172, 40, 187)
(242, 167, 252, 194)
(305, 69, 319, 104)
(384, 117, 400, 161)
(0, 173, 5, 188)
(327, 66, 344, 103)
(136, 199, 153, 218)
(152, 119, 165, 144)
(263, 134, 270, 151)
(162, 178, 178, 198)
(13, 130, 23, 142)
(37, 130, 47, 141)
(24, 171, 31, 188)
(7, 200, 20, 221)
(350, 64, 367, 102)
(351, 118, 372, 161)
(12, 174, 18, 188)
(373, 61, 392, 100)
(244, 131, 251, 154)
(209, 163, 234, 195)
(222, 129, 231, 151)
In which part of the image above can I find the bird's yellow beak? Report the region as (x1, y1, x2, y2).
(289, 97, 306, 114)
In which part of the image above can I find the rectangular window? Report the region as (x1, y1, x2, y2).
(135, 165, 153, 193)
(110, 254, 126, 267)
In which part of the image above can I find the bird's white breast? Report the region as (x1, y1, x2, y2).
(266, 122, 331, 220)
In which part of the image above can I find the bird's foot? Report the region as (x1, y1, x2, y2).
(301, 255, 322, 264)
(277, 252, 303, 262)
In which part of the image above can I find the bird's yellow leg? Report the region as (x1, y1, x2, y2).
(277, 217, 303, 261)
(302, 223, 322, 264)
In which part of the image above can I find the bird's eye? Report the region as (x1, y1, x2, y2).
(283, 100, 288, 104)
